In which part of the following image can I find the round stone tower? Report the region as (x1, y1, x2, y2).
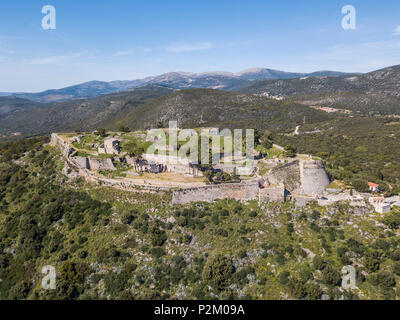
(299, 160, 330, 195)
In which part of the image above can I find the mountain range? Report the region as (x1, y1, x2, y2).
(241, 65, 400, 115)
(1, 64, 400, 139)
(0, 68, 354, 103)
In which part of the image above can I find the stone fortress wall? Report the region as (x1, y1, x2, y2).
(172, 181, 286, 205)
(172, 181, 258, 204)
(51, 133, 330, 206)
(265, 160, 302, 193)
(51, 134, 116, 171)
(51, 134, 283, 203)
(259, 183, 285, 203)
(263, 159, 330, 196)
(299, 160, 330, 195)
(50, 133, 75, 158)
(141, 153, 197, 175)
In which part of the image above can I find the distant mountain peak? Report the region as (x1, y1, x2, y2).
(1, 67, 359, 103)
(235, 68, 274, 75)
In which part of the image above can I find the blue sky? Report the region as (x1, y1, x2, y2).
(0, 0, 400, 92)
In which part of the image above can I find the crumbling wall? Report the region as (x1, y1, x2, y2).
(259, 184, 285, 203)
(265, 160, 301, 193)
(166, 164, 191, 175)
(214, 164, 236, 174)
(125, 156, 136, 166)
(50, 133, 75, 158)
(300, 160, 330, 195)
(142, 154, 190, 165)
(88, 158, 116, 171)
(70, 156, 89, 169)
(172, 182, 259, 204)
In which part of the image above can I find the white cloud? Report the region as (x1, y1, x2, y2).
(114, 49, 136, 56)
(114, 47, 153, 56)
(29, 53, 82, 65)
(165, 42, 213, 53)
(393, 26, 400, 36)
(142, 47, 153, 53)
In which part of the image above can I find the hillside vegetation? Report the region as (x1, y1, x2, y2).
(241, 65, 400, 115)
(274, 116, 400, 193)
(2, 139, 400, 300)
(105, 89, 334, 132)
(0, 88, 333, 137)
(0, 85, 175, 136)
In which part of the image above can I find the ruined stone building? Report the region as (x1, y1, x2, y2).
(99, 138, 121, 155)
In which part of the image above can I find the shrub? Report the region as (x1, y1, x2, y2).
(288, 278, 307, 299)
(41, 201, 64, 226)
(311, 210, 320, 220)
(300, 267, 314, 282)
(150, 247, 165, 258)
(370, 271, 396, 288)
(0, 254, 10, 269)
(313, 256, 327, 271)
(59, 261, 89, 284)
(394, 262, 400, 276)
(382, 211, 400, 229)
(391, 250, 400, 261)
(78, 250, 88, 259)
(8, 281, 31, 300)
(125, 263, 137, 273)
(151, 228, 167, 247)
(363, 250, 381, 272)
(238, 249, 247, 259)
(216, 228, 228, 237)
(248, 211, 257, 218)
(305, 283, 323, 300)
(178, 234, 192, 244)
(286, 223, 294, 236)
(121, 212, 136, 225)
(346, 238, 365, 255)
(151, 233, 166, 247)
(321, 265, 341, 286)
(104, 271, 130, 296)
(97, 128, 107, 137)
(372, 239, 390, 252)
(278, 271, 290, 285)
(275, 253, 286, 266)
(202, 255, 234, 290)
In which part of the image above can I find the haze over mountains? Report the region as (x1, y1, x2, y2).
(0, 68, 355, 103)
(1, 64, 400, 138)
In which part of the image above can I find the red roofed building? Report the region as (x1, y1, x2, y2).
(368, 182, 379, 193)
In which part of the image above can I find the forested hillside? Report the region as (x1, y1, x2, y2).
(274, 116, 400, 193)
(2, 139, 400, 300)
(0, 88, 333, 137)
(241, 65, 400, 115)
